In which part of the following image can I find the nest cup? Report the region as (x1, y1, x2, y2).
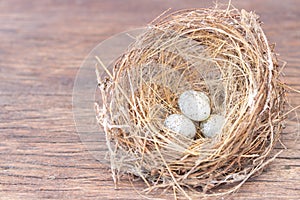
(96, 6, 286, 198)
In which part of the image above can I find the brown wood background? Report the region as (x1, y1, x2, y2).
(0, 0, 299, 199)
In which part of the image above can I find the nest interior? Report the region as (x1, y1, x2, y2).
(96, 6, 286, 198)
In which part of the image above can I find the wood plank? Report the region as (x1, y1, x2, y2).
(0, 0, 299, 199)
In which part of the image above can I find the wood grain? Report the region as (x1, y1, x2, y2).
(0, 0, 299, 199)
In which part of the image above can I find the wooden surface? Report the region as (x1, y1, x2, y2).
(0, 0, 299, 199)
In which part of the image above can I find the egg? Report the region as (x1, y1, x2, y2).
(178, 90, 211, 121)
(200, 114, 225, 138)
(164, 114, 196, 138)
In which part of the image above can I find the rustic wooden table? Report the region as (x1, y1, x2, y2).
(1, 0, 299, 199)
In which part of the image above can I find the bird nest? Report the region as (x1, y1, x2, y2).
(96, 6, 286, 199)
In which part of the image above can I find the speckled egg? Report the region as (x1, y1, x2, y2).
(178, 90, 211, 121)
(164, 114, 196, 138)
(200, 114, 225, 138)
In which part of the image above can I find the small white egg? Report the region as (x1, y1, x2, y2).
(200, 114, 225, 138)
(178, 90, 211, 121)
(164, 114, 196, 138)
